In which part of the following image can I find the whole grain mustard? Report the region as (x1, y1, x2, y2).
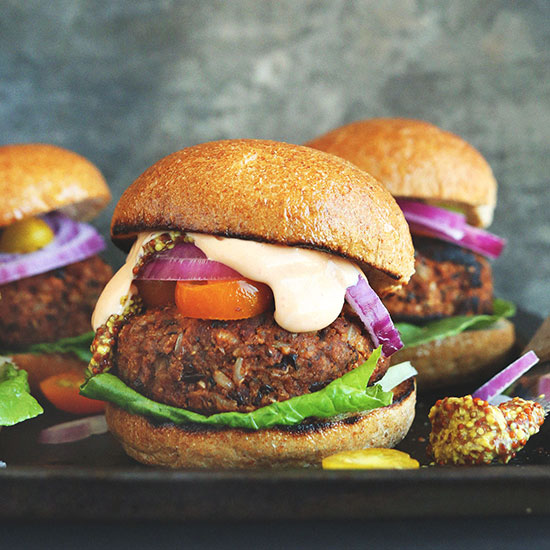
(428, 395, 544, 465)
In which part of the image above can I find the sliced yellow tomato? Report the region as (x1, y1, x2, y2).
(0, 217, 55, 253)
(175, 278, 273, 320)
(322, 448, 420, 470)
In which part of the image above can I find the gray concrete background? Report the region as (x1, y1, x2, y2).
(1, 0, 549, 316)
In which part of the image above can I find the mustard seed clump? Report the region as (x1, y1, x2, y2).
(88, 232, 185, 376)
(428, 395, 545, 465)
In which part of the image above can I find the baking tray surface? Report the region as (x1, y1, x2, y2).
(1, 308, 549, 521)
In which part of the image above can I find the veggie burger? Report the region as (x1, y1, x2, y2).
(306, 118, 515, 389)
(0, 144, 112, 390)
(82, 139, 417, 468)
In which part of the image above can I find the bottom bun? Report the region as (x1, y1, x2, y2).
(106, 378, 416, 469)
(9, 353, 87, 392)
(390, 318, 515, 391)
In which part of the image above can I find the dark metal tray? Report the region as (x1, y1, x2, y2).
(1, 309, 549, 521)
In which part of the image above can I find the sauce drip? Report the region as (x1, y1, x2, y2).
(92, 232, 364, 334)
(190, 233, 362, 333)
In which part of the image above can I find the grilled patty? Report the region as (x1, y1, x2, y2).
(382, 237, 493, 322)
(115, 305, 386, 415)
(0, 255, 112, 349)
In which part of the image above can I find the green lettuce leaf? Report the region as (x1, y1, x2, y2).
(1, 331, 94, 363)
(81, 348, 396, 430)
(0, 358, 43, 426)
(396, 298, 516, 349)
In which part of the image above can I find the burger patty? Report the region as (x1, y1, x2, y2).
(115, 305, 387, 415)
(382, 237, 493, 322)
(0, 255, 112, 349)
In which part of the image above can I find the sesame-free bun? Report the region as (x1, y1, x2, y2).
(0, 144, 111, 227)
(10, 352, 86, 393)
(306, 119, 497, 227)
(390, 318, 515, 390)
(105, 378, 415, 469)
(111, 139, 415, 295)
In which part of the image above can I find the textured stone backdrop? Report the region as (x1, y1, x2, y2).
(1, 0, 549, 316)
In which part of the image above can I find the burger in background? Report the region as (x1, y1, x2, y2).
(306, 118, 515, 390)
(82, 139, 417, 468)
(0, 144, 112, 411)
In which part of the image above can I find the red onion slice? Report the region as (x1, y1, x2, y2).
(396, 199, 466, 240)
(460, 224, 506, 260)
(537, 374, 550, 399)
(345, 275, 403, 357)
(38, 414, 108, 444)
(161, 242, 207, 259)
(136, 242, 241, 281)
(0, 212, 105, 285)
(397, 200, 506, 259)
(472, 351, 540, 402)
(378, 361, 417, 391)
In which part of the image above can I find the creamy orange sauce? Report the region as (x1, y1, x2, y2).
(190, 233, 362, 333)
(92, 232, 364, 333)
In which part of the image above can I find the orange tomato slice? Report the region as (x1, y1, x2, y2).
(135, 280, 177, 308)
(40, 372, 106, 415)
(175, 278, 273, 320)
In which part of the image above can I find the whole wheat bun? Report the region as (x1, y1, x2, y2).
(0, 143, 111, 227)
(105, 378, 415, 469)
(111, 139, 415, 295)
(390, 318, 515, 390)
(10, 352, 86, 393)
(305, 119, 497, 228)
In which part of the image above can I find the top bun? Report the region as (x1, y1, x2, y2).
(306, 119, 497, 227)
(111, 139, 414, 295)
(0, 144, 111, 228)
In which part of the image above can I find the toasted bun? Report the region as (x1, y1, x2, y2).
(10, 352, 86, 393)
(390, 319, 515, 390)
(105, 378, 415, 469)
(0, 144, 111, 227)
(111, 139, 414, 294)
(306, 119, 497, 227)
